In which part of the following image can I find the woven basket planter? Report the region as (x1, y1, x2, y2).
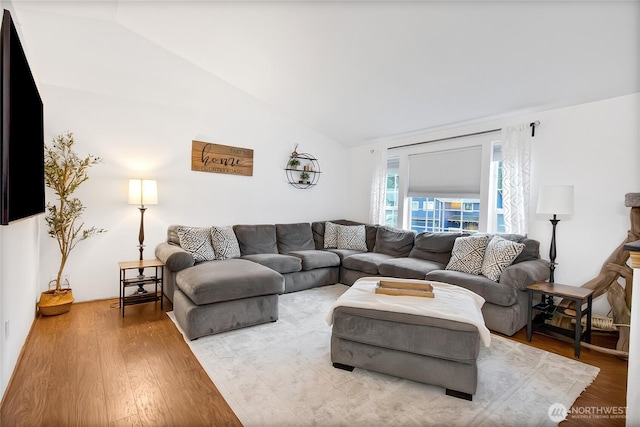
(38, 289, 74, 316)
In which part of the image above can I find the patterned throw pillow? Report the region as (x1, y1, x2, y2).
(336, 224, 368, 251)
(324, 222, 339, 249)
(481, 236, 525, 281)
(176, 226, 215, 262)
(210, 226, 241, 260)
(445, 234, 490, 275)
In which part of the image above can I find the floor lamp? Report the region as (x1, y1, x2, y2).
(536, 184, 574, 298)
(128, 179, 158, 292)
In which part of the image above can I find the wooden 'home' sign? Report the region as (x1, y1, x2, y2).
(191, 140, 254, 176)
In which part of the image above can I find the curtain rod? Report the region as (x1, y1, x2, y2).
(387, 121, 540, 150)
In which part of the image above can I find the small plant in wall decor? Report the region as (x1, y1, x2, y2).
(38, 131, 106, 316)
(299, 171, 311, 184)
(287, 158, 300, 169)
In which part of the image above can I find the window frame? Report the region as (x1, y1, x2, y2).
(386, 133, 500, 233)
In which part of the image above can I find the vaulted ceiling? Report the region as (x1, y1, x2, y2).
(11, 1, 640, 146)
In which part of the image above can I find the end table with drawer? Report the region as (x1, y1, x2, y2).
(526, 281, 594, 358)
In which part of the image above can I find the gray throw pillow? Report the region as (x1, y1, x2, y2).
(481, 235, 525, 281)
(210, 226, 241, 260)
(176, 226, 215, 262)
(445, 234, 490, 275)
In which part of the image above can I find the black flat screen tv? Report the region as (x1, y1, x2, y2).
(0, 9, 45, 225)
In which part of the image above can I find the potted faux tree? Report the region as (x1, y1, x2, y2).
(37, 131, 106, 316)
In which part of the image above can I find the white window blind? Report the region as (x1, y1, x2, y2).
(408, 146, 482, 198)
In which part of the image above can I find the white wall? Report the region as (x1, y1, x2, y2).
(0, 3, 350, 400)
(0, 218, 41, 398)
(348, 93, 640, 314)
(36, 85, 349, 304)
(0, 0, 44, 401)
(18, 9, 351, 304)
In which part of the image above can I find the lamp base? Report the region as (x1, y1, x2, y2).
(133, 285, 148, 295)
(547, 215, 560, 305)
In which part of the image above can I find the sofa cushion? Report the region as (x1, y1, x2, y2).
(481, 236, 525, 281)
(378, 257, 445, 280)
(167, 224, 183, 245)
(241, 253, 302, 274)
(409, 232, 467, 265)
(288, 250, 341, 270)
(445, 234, 490, 275)
(342, 252, 395, 275)
(425, 269, 519, 307)
(176, 226, 216, 262)
(495, 234, 540, 263)
(233, 224, 278, 255)
(276, 223, 315, 253)
(514, 239, 540, 263)
(373, 226, 416, 257)
(210, 225, 241, 260)
(176, 258, 284, 305)
(325, 248, 366, 261)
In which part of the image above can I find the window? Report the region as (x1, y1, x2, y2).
(409, 197, 480, 233)
(406, 145, 483, 233)
(491, 142, 505, 233)
(384, 132, 503, 233)
(385, 157, 399, 227)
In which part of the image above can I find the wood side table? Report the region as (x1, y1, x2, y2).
(119, 259, 164, 317)
(526, 282, 594, 358)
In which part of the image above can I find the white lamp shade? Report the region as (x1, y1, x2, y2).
(536, 185, 573, 215)
(128, 179, 158, 205)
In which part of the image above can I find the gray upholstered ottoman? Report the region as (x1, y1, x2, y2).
(331, 307, 480, 400)
(328, 278, 486, 400)
(173, 258, 285, 340)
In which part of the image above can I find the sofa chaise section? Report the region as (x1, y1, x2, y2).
(173, 258, 284, 340)
(156, 222, 343, 339)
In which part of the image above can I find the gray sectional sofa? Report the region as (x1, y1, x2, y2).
(155, 219, 549, 340)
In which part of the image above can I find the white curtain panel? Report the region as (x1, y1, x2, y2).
(501, 124, 531, 234)
(369, 144, 387, 225)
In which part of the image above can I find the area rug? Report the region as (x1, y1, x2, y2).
(168, 284, 599, 426)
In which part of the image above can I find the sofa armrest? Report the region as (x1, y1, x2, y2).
(155, 242, 195, 272)
(499, 259, 550, 291)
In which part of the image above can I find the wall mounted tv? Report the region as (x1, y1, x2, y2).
(0, 9, 45, 225)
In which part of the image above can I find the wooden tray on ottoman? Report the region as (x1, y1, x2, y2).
(375, 279, 434, 298)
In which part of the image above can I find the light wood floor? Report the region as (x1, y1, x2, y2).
(0, 297, 628, 426)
